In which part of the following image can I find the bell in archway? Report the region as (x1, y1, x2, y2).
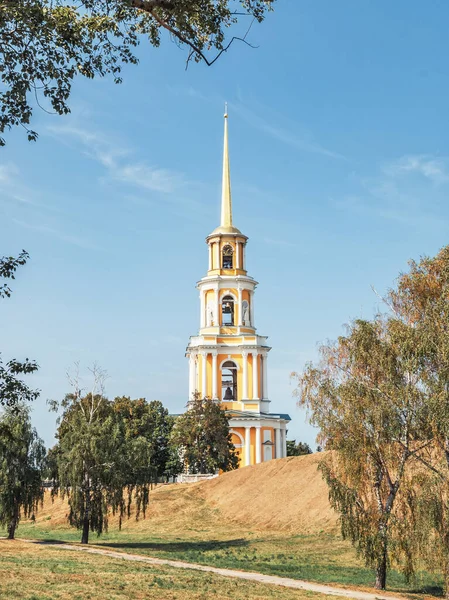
(224, 386, 234, 400)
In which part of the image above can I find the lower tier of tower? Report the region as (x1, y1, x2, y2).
(227, 411, 290, 468)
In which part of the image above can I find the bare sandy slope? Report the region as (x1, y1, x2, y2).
(33, 454, 337, 535)
(196, 454, 337, 533)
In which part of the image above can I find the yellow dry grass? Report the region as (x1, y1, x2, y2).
(32, 454, 337, 537)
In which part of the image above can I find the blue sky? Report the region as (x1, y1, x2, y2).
(2, 0, 449, 450)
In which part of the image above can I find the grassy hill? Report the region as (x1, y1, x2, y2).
(10, 454, 445, 595)
(32, 454, 337, 536)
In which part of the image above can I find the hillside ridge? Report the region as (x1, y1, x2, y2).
(32, 453, 337, 535)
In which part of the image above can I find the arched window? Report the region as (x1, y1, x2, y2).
(222, 244, 233, 269)
(222, 360, 237, 401)
(222, 295, 234, 326)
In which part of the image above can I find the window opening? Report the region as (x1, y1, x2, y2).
(222, 360, 237, 401)
(222, 295, 234, 326)
(222, 245, 233, 269)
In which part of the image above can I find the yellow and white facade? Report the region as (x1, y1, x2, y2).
(185, 110, 291, 468)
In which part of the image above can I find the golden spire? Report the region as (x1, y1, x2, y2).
(209, 105, 242, 236)
(220, 103, 233, 229)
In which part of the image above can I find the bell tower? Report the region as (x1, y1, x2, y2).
(186, 108, 290, 468)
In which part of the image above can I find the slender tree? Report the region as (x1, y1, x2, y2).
(295, 317, 426, 590)
(0, 0, 274, 145)
(0, 406, 46, 539)
(387, 246, 449, 597)
(171, 394, 239, 474)
(0, 250, 38, 409)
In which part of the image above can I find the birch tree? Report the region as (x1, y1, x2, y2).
(295, 317, 426, 590)
(387, 246, 449, 598)
(52, 364, 155, 543)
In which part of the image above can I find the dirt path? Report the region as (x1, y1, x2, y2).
(25, 540, 406, 600)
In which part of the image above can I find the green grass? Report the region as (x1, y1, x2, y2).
(11, 522, 444, 597)
(0, 541, 332, 600)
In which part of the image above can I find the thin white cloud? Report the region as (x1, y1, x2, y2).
(115, 164, 184, 194)
(335, 154, 449, 228)
(12, 218, 98, 250)
(383, 154, 449, 185)
(47, 124, 185, 195)
(231, 102, 346, 161)
(164, 89, 344, 161)
(0, 164, 47, 208)
(0, 163, 19, 183)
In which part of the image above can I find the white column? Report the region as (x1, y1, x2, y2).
(282, 428, 287, 458)
(236, 242, 241, 269)
(242, 350, 248, 400)
(195, 356, 199, 395)
(238, 287, 243, 326)
(243, 243, 246, 270)
(245, 426, 251, 466)
(200, 290, 205, 329)
(214, 286, 220, 327)
(252, 352, 259, 400)
(208, 244, 212, 270)
(189, 354, 196, 400)
(250, 290, 255, 327)
(262, 352, 268, 399)
(212, 351, 218, 399)
(201, 352, 207, 397)
(275, 426, 281, 459)
(217, 241, 221, 269)
(255, 426, 261, 464)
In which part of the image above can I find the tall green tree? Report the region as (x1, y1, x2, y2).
(52, 365, 156, 543)
(112, 397, 174, 478)
(0, 406, 46, 539)
(171, 394, 238, 474)
(0, 0, 274, 145)
(0, 250, 38, 409)
(295, 317, 426, 590)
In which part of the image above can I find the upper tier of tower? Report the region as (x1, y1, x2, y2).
(205, 108, 249, 278)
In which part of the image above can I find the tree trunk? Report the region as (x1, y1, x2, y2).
(375, 537, 388, 590)
(7, 517, 17, 540)
(81, 514, 89, 544)
(7, 500, 19, 540)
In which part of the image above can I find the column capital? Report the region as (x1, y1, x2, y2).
(242, 349, 249, 357)
(210, 348, 218, 356)
(251, 350, 259, 357)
